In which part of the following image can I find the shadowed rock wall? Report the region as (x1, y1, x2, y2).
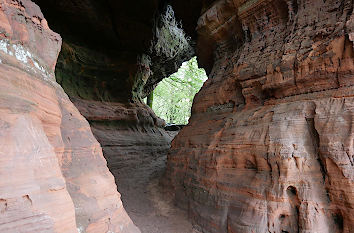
(1, 0, 353, 232)
(72, 98, 173, 183)
(30, 0, 195, 193)
(164, 0, 354, 232)
(0, 0, 139, 232)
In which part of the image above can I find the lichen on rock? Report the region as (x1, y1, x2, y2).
(151, 5, 192, 59)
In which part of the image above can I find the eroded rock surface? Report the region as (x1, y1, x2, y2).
(0, 0, 139, 232)
(72, 98, 172, 175)
(164, 0, 354, 232)
(1, 0, 353, 232)
(29, 0, 195, 199)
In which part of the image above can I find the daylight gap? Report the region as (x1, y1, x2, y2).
(146, 57, 207, 125)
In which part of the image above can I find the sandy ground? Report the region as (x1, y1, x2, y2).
(114, 135, 198, 233)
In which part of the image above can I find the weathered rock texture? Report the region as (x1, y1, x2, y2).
(30, 0, 194, 190)
(24, 4, 193, 228)
(0, 0, 139, 232)
(72, 98, 173, 180)
(164, 0, 354, 232)
(0, 1, 190, 232)
(33, 0, 195, 102)
(2, 0, 353, 232)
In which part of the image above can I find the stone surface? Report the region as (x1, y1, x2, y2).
(0, 0, 139, 232)
(72, 98, 194, 233)
(31, 2, 189, 228)
(27, 2, 195, 217)
(2, 0, 353, 232)
(164, 0, 354, 232)
(33, 0, 195, 101)
(72, 98, 172, 173)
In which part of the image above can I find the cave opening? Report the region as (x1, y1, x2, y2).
(147, 56, 207, 125)
(1, 0, 354, 233)
(26, 1, 203, 232)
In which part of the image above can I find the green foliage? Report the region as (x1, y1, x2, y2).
(152, 57, 207, 125)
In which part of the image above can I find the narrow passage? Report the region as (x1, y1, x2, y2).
(115, 132, 197, 233)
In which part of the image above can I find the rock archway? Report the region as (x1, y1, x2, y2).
(0, 0, 353, 233)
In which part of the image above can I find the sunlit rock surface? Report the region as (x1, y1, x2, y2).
(0, 1, 139, 232)
(164, 0, 354, 232)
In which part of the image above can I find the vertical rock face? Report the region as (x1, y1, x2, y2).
(165, 0, 354, 232)
(71, 98, 173, 183)
(30, 0, 189, 208)
(0, 0, 139, 232)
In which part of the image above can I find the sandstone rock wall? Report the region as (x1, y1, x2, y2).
(32, 0, 179, 200)
(26, 1, 189, 190)
(72, 98, 173, 181)
(164, 0, 354, 232)
(0, 0, 139, 232)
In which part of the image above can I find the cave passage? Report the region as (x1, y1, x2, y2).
(1, 0, 353, 233)
(25, 1, 201, 232)
(149, 57, 207, 125)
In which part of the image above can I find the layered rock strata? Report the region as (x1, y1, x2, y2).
(30, 1, 187, 211)
(28, 0, 194, 191)
(164, 0, 354, 232)
(72, 98, 173, 179)
(0, 0, 139, 232)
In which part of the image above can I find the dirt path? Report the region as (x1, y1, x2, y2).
(114, 152, 197, 233)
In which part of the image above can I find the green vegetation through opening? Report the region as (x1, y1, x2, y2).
(147, 57, 207, 125)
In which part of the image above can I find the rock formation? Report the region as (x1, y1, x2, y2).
(31, 0, 185, 209)
(0, 0, 195, 232)
(0, 0, 139, 232)
(1, 0, 353, 232)
(72, 98, 172, 180)
(164, 0, 354, 232)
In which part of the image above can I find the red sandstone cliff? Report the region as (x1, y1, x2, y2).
(0, 0, 139, 232)
(164, 0, 354, 232)
(1, 0, 353, 232)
